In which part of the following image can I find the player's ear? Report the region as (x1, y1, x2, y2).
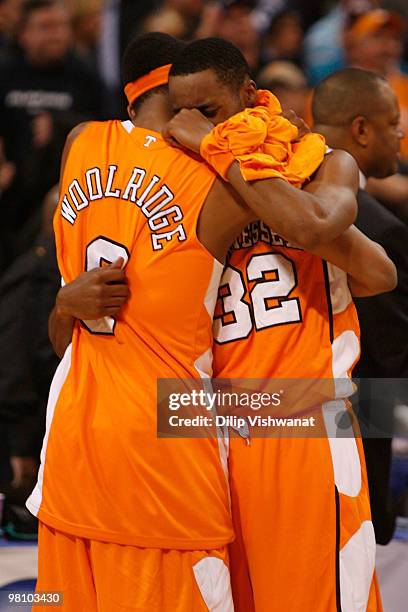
(127, 104, 136, 121)
(241, 79, 257, 108)
(350, 115, 370, 147)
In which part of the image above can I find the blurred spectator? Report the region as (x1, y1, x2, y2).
(304, 0, 378, 85)
(260, 9, 304, 68)
(0, 0, 107, 270)
(165, 0, 206, 37)
(0, 0, 23, 51)
(217, 0, 260, 72)
(251, 0, 286, 33)
(142, 0, 206, 41)
(344, 9, 408, 160)
(257, 60, 308, 118)
(141, 7, 189, 39)
(66, 0, 102, 73)
(383, 0, 408, 66)
(0, 185, 59, 538)
(288, 0, 327, 31)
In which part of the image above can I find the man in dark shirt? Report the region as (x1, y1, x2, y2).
(313, 67, 406, 544)
(0, 0, 106, 266)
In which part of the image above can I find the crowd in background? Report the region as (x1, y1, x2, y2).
(1, 0, 408, 268)
(0, 0, 407, 541)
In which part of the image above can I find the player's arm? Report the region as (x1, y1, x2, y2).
(163, 110, 357, 250)
(49, 260, 129, 357)
(309, 225, 397, 296)
(226, 150, 357, 249)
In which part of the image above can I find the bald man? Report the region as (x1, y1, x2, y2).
(313, 67, 407, 544)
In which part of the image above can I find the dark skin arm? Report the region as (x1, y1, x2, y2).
(164, 108, 396, 296)
(310, 226, 397, 296)
(163, 108, 357, 250)
(49, 258, 129, 357)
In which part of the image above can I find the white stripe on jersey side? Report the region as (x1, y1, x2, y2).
(322, 319, 375, 609)
(323, 328, 361, 496)
(193, 256, 223, 379)
(340, 521, 376, 611)
(193, 258, 230, 485)
(193, 556, 234, 611)
(26, 344, 72, 516)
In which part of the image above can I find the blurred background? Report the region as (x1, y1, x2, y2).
(0, 1, 407, 609)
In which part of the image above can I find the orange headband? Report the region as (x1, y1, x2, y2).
(124, 64, 172, 106)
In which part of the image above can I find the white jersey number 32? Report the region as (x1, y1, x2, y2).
(213, 252, 302, 344)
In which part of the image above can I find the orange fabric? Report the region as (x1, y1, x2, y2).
(213, 224, 335, 379)
(229, 435, 381, 612)
(211, 216, 379, 610)
(124, 64, 171, 106)
(200, 89, 326, 184)
(30, 120, 233, 549)
(36, 522, 229, 611)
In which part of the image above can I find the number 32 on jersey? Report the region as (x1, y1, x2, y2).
(214, 252, 302, 344)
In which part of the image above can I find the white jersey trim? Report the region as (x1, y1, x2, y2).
(121, 119, 134, 134)
(26, 345, 72, 516)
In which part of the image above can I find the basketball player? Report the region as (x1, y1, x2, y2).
(161, 38, 398, 611)
(26, 33, 361, 611)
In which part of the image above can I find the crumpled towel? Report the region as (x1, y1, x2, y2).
(200, 89, 326, 187)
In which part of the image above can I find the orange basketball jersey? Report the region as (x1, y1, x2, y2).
(27, 120, 233, 549)
(213, 219, 360, 381)
(212, 222, 380, 612)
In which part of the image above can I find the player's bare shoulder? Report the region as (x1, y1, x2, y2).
(314, 148, 360, 190)
(59, 122, 92, 181)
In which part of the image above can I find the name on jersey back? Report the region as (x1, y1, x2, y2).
(59, 164, 187, 251)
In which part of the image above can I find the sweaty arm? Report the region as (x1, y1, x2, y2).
(163, 109, 357, 251)
(226, 149, 358, 250)
(49, 260, 129, 357)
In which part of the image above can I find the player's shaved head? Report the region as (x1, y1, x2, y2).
(312, 67, 403, 179)
(312, 68, 388, 127)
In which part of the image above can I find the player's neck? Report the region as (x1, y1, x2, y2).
(131, 94, 173, 133)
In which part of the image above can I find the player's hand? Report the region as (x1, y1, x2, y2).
(281, 109, 311, 140)
(56, 258, 129, 320)
(162, 109, 214, 154)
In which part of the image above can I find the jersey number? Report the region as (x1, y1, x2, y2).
(214, 253, 301, 344)
(81, 236, 129, 335)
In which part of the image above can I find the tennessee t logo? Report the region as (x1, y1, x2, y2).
(144, 135, 157, 148)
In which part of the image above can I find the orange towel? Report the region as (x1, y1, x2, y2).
(200, 90, 326, 186)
